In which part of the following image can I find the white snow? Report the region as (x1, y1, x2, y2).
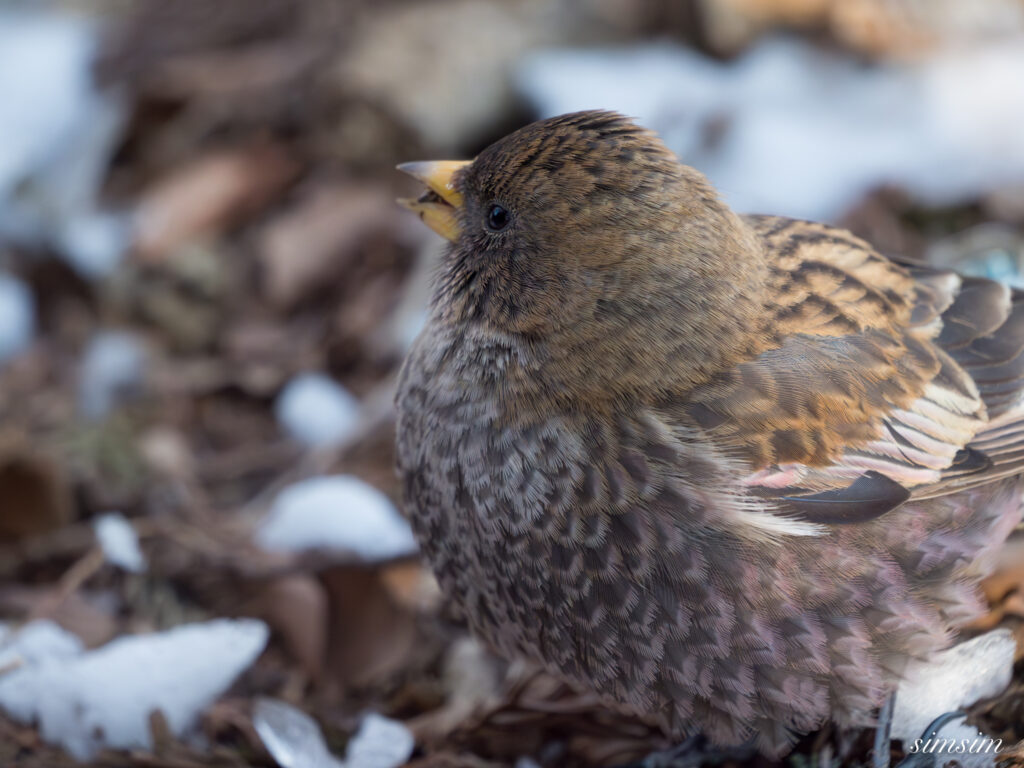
(254, 699, 414, 768)
(518, 38, 1024, 222)
(257, 476, 417, 562)
(93, 512, 147, 574)
(275, 373, 362, 449)
(254, 697, 345, 768)
(0, 618, 269, 760)
(78, 330, 147, 419)
(0, 273, 35, 365)
(0, 10, 129, 277)
(345, 713, 415, 768)
(892, 628, 1016, 742)
(58, 211, 134, 280)
(0, 620, 83, 671)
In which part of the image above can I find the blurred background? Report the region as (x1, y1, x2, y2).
(2, 1, 1024, 767)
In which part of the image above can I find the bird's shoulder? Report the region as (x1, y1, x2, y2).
(748, 214, 923, 339)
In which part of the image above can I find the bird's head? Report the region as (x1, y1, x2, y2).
(399, 111, 768, 394)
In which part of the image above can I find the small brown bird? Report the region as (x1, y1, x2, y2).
(395, 111, 1024, 756)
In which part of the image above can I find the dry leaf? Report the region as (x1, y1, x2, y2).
(258, 182, 397, 309)
(0, 437, 73, 544)
(134, 141, 300, 262)
(322, 565, 417, 689)
(247, 574, 329, 680)
(983, 537, 1024, 605)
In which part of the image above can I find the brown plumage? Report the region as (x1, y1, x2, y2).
(395, 111, 1024, 755)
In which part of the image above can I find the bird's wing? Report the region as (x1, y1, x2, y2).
(907, 270, 1024, 498)
(679, 216, 1024, 523)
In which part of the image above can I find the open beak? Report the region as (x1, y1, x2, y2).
(397, 160, 470, 242)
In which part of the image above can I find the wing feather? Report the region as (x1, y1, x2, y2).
(694, 216, 1024, 523)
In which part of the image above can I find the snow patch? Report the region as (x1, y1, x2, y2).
(93, 512, 147, 573)
(257, 476, 417, 562)
(275, 373, 362, 448)
(0, 620, 84, 671)
(0, 273, 35, 365)
(78, 331, 147, 419)
(254, 698, 414, 768)
(0, 10, 129, 277)
(0, 619, 269, 760)
(345, 713, 416, 768)
(892, 628, 1016, 741)
(254, 697, 345, 768)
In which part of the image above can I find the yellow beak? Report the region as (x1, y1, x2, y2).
(397, 160, 471, 242)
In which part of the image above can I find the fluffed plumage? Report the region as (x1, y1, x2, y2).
(395, 111, 1024, 755)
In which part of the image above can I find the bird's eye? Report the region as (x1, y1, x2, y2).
(485, 203, 511, 233)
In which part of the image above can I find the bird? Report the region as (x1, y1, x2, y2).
(394, 110, 1024, 757)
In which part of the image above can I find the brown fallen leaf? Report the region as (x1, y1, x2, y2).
(134, 140, 300, 262)
(827, 0, 935, 57)
(0, 436, 73, 544)
(379, 561, 443, 614)
(701, 0, 1024, 58)
(699, 0, 831, 54)
(322, 565, 418, 689)
(258, 182, 398, 309)
(983, 536, 1024, 606)
(246, 574, 329, 680)
(970, 536, 1024, 635)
